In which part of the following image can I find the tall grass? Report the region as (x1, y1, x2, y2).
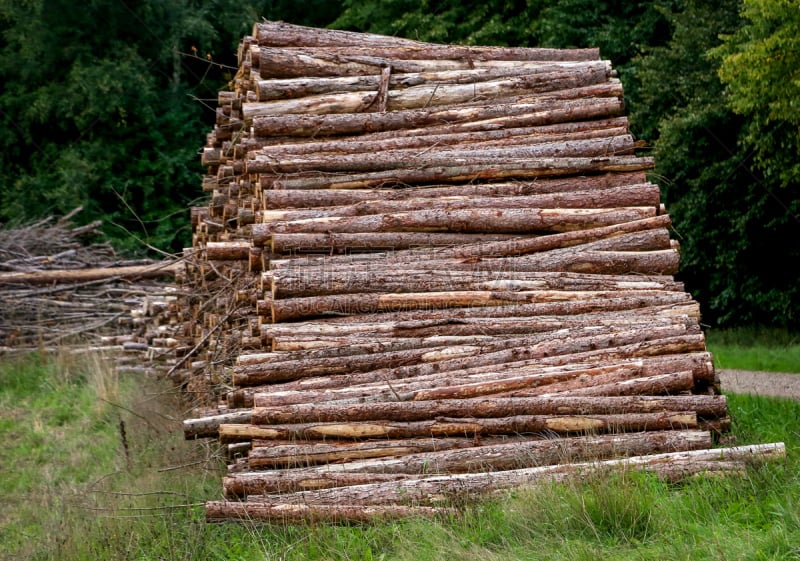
(1, 352, 798, 560)
(705, 327, 800, 373)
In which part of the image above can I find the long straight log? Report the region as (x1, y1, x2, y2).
(252, 97, 623, 138)
(205, 501, 449, 523)
(270, 285, 679, 322)
(263, 170, 645, 209)
(253, 395, 726, 426)
(255, 47, 602, 78)
(252, 22, 600, 61)
(264, 156, 654, 190)
(256, 184, 658, 225)
(270, 232, 521, 252)
(231, 435, 530, 464)
(0, 262, 181, 285)
(239, 412, 697, 448)
(255, 207, 656, 238)
(227, 443, 785, 505)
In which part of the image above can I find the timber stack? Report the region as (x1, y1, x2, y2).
(180, 21, 784, 524)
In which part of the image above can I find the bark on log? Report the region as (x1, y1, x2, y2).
(263, 156, 654, 190)
(252, 97, 623, 138)
(225, 442, 784, 504)
(263, 170, 644, 209)
(235, 412, 698, 448)
(183, 409, 253, 439)
(252, 22, 599, 60)
(255, 184, 658, 225)
(270, 232, 521, 252)
(205, 501, 449, 523)
(253, 395, 726, 425)
(0, 262, 181, 285)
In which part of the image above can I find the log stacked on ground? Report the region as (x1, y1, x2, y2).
(177, 20, 781, 524)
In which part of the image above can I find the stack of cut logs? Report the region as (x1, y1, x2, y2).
(181, 21, 784, 523)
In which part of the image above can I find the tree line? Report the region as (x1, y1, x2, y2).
(1, 0, 797, 328)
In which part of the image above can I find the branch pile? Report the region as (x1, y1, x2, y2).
(0, 209, 183, 371)
(176, 21, 783, 523)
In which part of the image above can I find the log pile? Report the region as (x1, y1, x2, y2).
(178, 21, 783, 523)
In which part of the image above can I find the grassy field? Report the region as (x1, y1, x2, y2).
(1, 337, 799, 561)
(705, 327, 800, 373)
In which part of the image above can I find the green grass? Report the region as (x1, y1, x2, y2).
(705, 327, 800, 373)
(1, 352, 799, 560)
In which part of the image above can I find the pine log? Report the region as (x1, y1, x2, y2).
(252, 22, 600, 61)
(230, 443, 785, 505)
(253, 394, 725, 427)
(269, 285, 679, 322)
(205, 241, 251, 260)
(205, 501, 449, 523)
(230, 435, 529, 464)
(252, 97, 623, 138)
(262, 170, 644, 209)
(270, 232, 521, 252)
(263, 156, 654, 190)
(236, 412, 698, 448)
(255, 184, 658, 225)
(183, 409, 253, 440)
(269, 265, 681, 300)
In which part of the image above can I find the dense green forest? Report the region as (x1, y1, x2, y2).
(1, 0, 797, 328)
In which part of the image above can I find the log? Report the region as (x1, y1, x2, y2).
(252, 22, 599, 61)
(268, 263, 680, 299)
(264, 156, 654, 190)
(270, 232, 521, 253)
(234, 435, 530, 465)
(253, 395, 727, 425)
(205, 501, 449, 523)
(255, 184, 659, 224)
(230, 442, 785, 505)
(183, 409, 252, 439)
(236, 412, 698, 447)
(252, 97, 623, 138)
(262, 170, 645, 209)
(255, 207, 657, 239)
(269, 287, 680, 322)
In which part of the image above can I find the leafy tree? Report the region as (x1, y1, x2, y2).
(0, 0, 343, 253)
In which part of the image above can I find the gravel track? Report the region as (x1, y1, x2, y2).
(718, 369, 800, 400)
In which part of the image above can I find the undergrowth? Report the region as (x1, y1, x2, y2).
(0, 352, 798, 560)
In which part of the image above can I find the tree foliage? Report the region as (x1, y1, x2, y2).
(0, 0, 342, 253)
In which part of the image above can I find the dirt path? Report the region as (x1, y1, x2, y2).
(718, 369, 800, 400)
